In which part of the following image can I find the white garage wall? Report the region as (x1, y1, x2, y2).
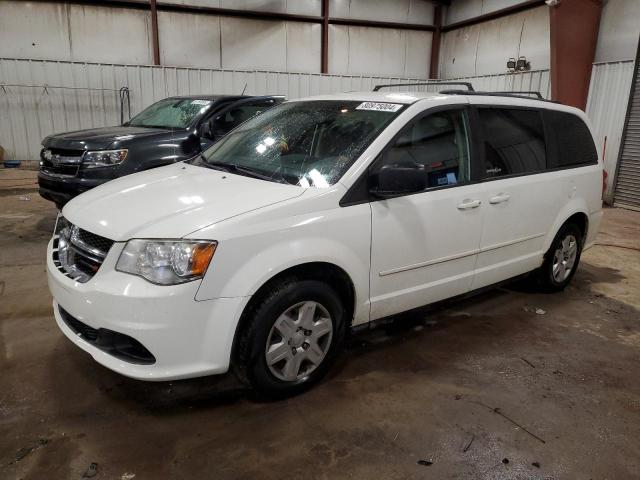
(0, 2, 154, 64)
(221, 18, 321, 72)
(444, 0, 523, 25)
(158, 0, 321, 16)
(329, 0, 433, 25)
(158, 13, 321, 72)
(0, 0, 437, 78)
(594, 0, 640, 63)
(329, 25, 432, 78)
(439, 6, 549, 78)
(157, 12, 222, 69)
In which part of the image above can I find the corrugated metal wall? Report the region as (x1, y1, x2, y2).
(3, 56, 629, 179)
(586, 60, 635, 203)
(0, 57, 431, 161)
(448, 69, 551, 99)
(0, 58, 552, 162)
(611, 60, 640, 210)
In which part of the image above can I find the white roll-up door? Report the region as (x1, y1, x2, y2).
(614, 57, 640, 210)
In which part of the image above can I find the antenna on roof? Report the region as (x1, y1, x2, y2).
(373, 82, 475, 92)
(241, 83, 247, 95)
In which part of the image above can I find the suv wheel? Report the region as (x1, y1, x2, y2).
(236, 278, 346, 398)
(537, 223, 583, 292)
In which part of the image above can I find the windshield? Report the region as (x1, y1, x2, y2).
(128, 98, 213, 129)
(192, 100, 404, 187)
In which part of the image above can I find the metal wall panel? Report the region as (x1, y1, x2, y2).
(0, 57, 430, 161)
(329, 0, 433, 25)
(0, 2, 70, 61)
(0, 2, 154, 65)
(585, 61, 635, 203)
(446, 69, 551, 99)
(157, 12, 222, 69)
(157, 0, 321, 16)
(444, 0, 524, 26)
(594, 0, 640, 63)
(67, 4, 153, 65)
(611, 60, 640, 210)
(328, 25, 432, 77)
(439, 6, 550, 78)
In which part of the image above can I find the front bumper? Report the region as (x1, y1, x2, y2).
(47, 239, 248, 381)
(38, 171, 109, 206)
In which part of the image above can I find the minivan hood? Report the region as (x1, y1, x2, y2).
(62, 163, 305, 240)
(43, 126, 174, 151)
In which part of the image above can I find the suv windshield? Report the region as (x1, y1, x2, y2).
(128, 98, 213, 129)
(192, 100, 404, 187)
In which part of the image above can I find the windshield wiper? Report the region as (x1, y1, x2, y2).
(195, 157, 286, 183)
(198, 159, 234, 173)
(232, 164, 283, 182)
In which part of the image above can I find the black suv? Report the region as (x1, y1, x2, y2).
(38, 94, 283, 208)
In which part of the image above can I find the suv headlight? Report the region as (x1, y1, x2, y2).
(83, 149, 128, 168)
(116, 239, 217, 285)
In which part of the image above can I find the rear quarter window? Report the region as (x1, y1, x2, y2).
(478, 108, 547, 178)
(544, 110, 598, 168)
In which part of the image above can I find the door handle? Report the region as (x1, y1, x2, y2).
(489, 193, 511, 204)
(457, 199, 481, 210)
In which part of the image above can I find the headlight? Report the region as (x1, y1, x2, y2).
(116, 239, 217, 285)
(83, 149, 128, 168)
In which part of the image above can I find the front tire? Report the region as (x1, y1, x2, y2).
(536, 223, 583, 292)
(235, 278, 346, 398)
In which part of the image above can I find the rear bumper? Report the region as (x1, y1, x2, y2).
(47, 239, 249, 381)
(38, 171, 109, 206)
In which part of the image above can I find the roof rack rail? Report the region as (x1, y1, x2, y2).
(373, 82, 475, 92)
(489, 90, 544, 99)
(439, 89, 551, 102)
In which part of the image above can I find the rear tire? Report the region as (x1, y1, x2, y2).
(235, 278, 346, 398)
(536, 223, 583, 292)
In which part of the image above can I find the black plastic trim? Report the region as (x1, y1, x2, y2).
(59, 306, 156, 365)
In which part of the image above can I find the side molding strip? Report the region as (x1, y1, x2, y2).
(379, 232, 545, 277)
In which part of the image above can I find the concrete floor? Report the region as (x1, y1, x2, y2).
(1, 168, 640, 479)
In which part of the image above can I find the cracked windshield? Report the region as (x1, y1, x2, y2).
(128, 98, 211, 129)
(193, 100, 403, 187)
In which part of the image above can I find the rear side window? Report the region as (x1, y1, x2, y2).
(544, 110, 598, 168)
(478, 108, 546, 178)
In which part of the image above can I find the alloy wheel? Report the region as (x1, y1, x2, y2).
(552, 234, 578, 283)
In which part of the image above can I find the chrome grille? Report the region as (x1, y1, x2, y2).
(41, 148, 83, 177)
(52, 217, 114, 283)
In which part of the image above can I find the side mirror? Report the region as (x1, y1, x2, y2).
(199, 120, 213, 140)
(370, 163, 427, 198)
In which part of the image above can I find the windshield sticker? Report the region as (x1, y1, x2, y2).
(356, 102, 403, 112)
(191, 100, 212, 106)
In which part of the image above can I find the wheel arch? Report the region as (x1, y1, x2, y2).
(544, 198, 589, 253)
(544, 206, 590, 255)
(230, 261, 357, 369)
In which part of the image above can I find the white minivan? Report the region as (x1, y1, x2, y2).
(48, 86, 604, 396)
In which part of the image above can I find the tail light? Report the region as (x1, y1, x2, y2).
(602, 169, 608, 198)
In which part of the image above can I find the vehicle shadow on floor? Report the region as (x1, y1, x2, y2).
(49, 266, 631, 413)
(55, 289, 514, 411)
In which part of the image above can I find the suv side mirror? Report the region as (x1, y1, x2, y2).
(199, 120, 213, 140)
(370, 163, 427, 198)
